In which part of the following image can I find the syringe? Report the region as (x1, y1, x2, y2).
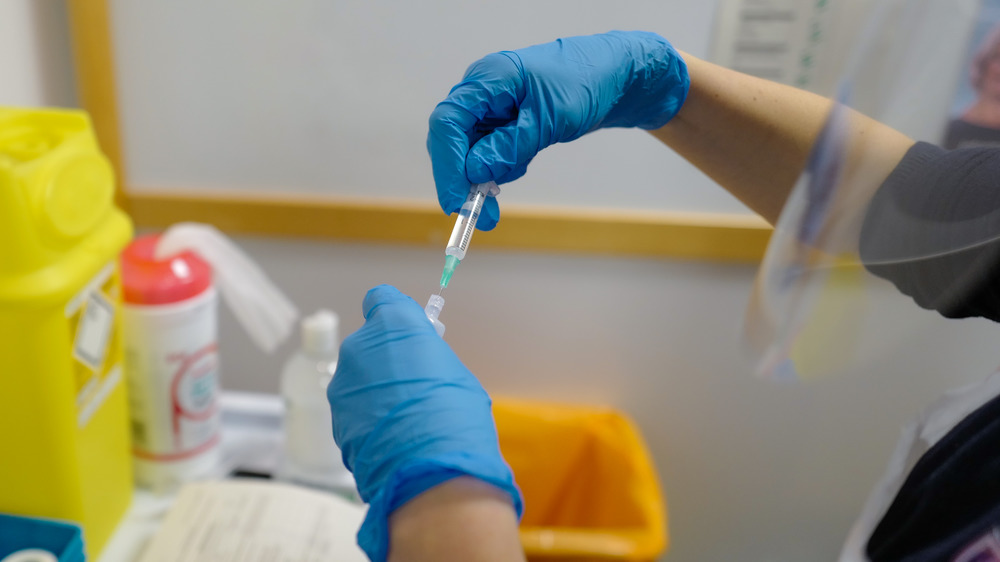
(438, 181, 500, 290)
(425, 181, 499, 338)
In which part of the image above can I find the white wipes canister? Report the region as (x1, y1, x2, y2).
(121, 235, 221, 491)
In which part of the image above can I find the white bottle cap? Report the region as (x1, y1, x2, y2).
(302, 309, 339, 355)
(424, 294, 445, 337)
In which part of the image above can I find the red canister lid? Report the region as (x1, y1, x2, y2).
(121, 234, 212, 305)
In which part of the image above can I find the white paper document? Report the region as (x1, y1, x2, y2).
(138, 479, 367, 562)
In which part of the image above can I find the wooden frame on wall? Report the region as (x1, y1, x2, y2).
(66, 0, 772, 263)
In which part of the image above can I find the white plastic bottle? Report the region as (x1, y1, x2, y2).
(280, 310, 356, 497)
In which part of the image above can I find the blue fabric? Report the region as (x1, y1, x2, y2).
(427, 30, 690, 231)
(328, 285, 522, 561)
(866, 390, 1000, 561)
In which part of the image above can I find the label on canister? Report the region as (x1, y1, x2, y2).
(65, 262, 124, 428)
(123, 287, 220, 480)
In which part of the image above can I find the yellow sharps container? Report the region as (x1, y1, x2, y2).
(0, 107, 133, 557)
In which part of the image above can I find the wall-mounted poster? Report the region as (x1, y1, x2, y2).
(944, 0, 1000, 149)
(710, 0, 834, 89)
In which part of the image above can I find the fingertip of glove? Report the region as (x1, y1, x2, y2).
(427, 101, 474, 138)
(465, 51, 523, 79)
(607, 29, 671, 48)
(476, 198, 500, 231)
(465, 159, 492, 187)
(466, 149, 512, 190)
(438, 187, 468, 217)
(467, 127, 515, 183)
(362, 284, 417, 319)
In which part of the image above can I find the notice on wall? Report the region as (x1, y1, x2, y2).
(710, 0, 834, 91)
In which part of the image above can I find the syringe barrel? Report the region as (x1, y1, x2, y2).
(445, 182, 498, 259)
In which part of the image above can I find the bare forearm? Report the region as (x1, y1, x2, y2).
(651, 53, 914, 224)
(388, 477, 526, 562)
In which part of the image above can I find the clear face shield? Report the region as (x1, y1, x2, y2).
(745, 0, 989, 380)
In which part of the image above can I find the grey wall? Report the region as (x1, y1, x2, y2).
(109, 0, 749, 214)
(0, 0, 77, 108)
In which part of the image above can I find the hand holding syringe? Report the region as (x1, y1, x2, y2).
(425, 181, 500, 336)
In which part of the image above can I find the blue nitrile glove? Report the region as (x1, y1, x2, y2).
(427, 30, 690, 231)
(328, 284, 522, 561)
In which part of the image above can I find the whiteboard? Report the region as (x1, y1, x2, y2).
(110, 0, 757, 214)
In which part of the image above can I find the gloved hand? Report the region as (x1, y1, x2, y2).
(427, 30, 690, 231)
(328, 284, 521, 561)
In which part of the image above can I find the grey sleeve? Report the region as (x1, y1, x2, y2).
(860, 142, 1000, 322)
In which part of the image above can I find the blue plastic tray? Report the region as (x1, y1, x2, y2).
(0, 513, 84, 562)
